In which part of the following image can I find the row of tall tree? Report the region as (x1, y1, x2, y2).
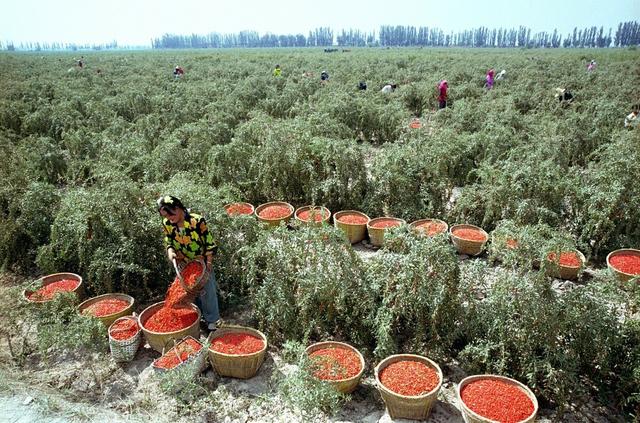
(3, 21, 639, 51)
(151, 21, 639, 49)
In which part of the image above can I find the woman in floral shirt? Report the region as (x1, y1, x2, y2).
(157, 195, 219, 330)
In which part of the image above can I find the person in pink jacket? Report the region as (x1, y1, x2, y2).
(438, 80, 448, 109)
(486, 68, 495, 90)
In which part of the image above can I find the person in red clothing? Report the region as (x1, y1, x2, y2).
(438, 80, 448, 109)
(173, 66, 185, 79)
(485, 68, 495, 90)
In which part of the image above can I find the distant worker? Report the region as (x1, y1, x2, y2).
(76, 56, 84, 69)
(554, 88, 574, 104)
(273, 64, 282, 77)
(625, 109, 639, 128)
(358, 81, 367, 91)
(496, 69, 506, 81)
(485, 68, 495, 90)
(587, 59, 597, 72)
(173, 66, 185, 79)
(437, 80, 448, 109)
(381, 83, 397, 93)
(320, 70, 329, 82)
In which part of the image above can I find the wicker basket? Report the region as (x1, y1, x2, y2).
(108, 316, 141, 362)
(450, 224, 489, 256)
(174, 258, 209, 305)
(255, 201, 294, 228)
(224, 202, 255, 217)
(78, 293, 135, 327)
(367, 217, 406, 247)
(606, 248, 640, 283)
(333, 210, 370, 244)
(153, 335, 208, 377)
(457, 374, 538, 423)
(23, 272, 84, 304)
(305, 341, 365, 394)
(208, 325, 268, 379)
(294, 205, 331, 226)
(374, 354, 443, 420)
(545, 250, 585, 280)
(409, 218, 449, 237)
(139, 301, 201, 353)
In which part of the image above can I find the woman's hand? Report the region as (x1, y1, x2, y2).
(167, 248, 177, 262)
(206, 256, 213, 272)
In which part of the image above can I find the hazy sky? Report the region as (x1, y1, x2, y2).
(1, 0, 638, 46)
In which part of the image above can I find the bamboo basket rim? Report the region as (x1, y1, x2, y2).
(606, 248, 640, 277)
(545, 249, 586, 269)
(255, 201, 295, 221)
(374, 354, 443, 399)
(208, 325, 268, 358)
(108, 315, 141, 341)
(305, 341, 366, 383)
(139, 301, 201, 335)
(333, 210, 371, 226)
(294, 205, 332, 223)
(456, 374, 539, 423)
(367, 217, 407, 230)
(223, 202, 256, 216)
(449, 223, 489, 243)
(409, 218, 449, 235)
(152, 335, 205, 371)
(78, 293, 135, 318)
(23, 272, 83, 304)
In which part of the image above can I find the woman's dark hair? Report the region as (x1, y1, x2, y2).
(157, 195, 187, 216)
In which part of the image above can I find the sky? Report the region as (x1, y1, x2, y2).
(1, 0, 638, 46)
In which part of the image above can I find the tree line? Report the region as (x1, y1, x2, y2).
(3, 21, 639, 51)
(153, 21, 639, 49)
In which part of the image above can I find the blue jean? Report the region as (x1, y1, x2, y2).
(195, 270, 220, 324)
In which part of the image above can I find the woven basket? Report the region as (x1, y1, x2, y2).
(108, 316, 141, 362)
(208, 325, 268, 379)
(305, 341, 365, 394)
(174, 258, 209, 305)
(457, 374, 538, 423)
(139, 301, 201, 353)
(606, 248, 640, 283)
(23, 272, 84, 304)
(255, 201, 294, 228)
(223, 202, 255, 217)
(367, 217, 406, 247)
(294, 205, 331, 226)
(78, 293, 135, 327)
(333, 210, 370, 244)
(153, 335, 208, 377)
(409, 218, 449, 237)
(450, 224, 489, 256)
(374, 354, 443, 420)
(545, 250, 585, 280)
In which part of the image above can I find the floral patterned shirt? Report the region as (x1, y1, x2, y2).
(162, 212, 216, 260)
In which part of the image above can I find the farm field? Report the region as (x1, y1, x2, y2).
(0, 48, 639, 422)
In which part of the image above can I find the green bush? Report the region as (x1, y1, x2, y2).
(36, 183, 164, 301)
(457, 263, 632, 413)
(367, 230, 461, 359)
(274, 340, 348, 417)
(246, 225, 374, 346)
